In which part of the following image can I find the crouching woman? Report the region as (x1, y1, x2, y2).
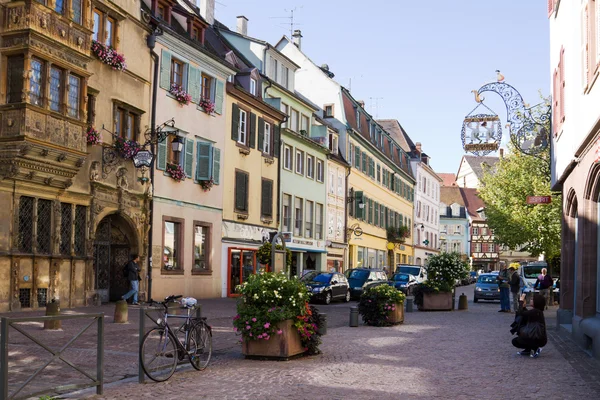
(512, 293, 547, 358)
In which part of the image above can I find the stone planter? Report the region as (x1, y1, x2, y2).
(242, 319, 305, 360)
(388, 303, 405, 324)
(420, 292, 453, 311)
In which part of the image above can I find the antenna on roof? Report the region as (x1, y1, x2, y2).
(270, 6, 303, 37)
(369, 97, 383, 119)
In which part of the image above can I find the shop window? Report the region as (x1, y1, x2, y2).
(193, 222, 211, 274)
(163, 218, 184, 273)
(228, 249, 257, 296)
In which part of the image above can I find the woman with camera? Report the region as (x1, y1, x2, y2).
(511, 293, 547, 358)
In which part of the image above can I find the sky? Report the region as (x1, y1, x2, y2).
(213, 0, 550, 175)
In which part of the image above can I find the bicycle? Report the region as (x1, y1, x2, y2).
(140, 294, 213, 382)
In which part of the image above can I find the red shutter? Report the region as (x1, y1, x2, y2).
(548, 0, 554, 18)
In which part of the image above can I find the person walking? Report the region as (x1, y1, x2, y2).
(497, 262, 511, 312)
(508, 266, 521, 312)
(122, 254, 141, 305)
(534, 268, 553, 310)
(512, 293, 547, 358)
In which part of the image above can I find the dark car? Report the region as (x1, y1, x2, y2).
(345, 268, 388, 300)
(301, 271, 350, 304)
(388, 273, 418, 296)
(474, 273, 500, 303)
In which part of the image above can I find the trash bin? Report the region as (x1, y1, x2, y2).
(405, 296, 414, 313)
(44, 299, 61, 330)
(458, 293, 468, 310)
(349, 306, 359, 327)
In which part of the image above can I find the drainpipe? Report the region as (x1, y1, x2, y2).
(275, 117, 288, 227)
(345, 164, 351, 270)
(146, 29, 161, 302)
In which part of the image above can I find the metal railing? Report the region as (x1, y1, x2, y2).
(0, 313, 104, 400)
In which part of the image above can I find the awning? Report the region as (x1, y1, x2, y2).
(286, 246, 328, 253)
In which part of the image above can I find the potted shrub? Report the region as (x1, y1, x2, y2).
(358, 285, 406, 326)
(256, 241, 292, 273)
(232, 272, 323, 358)
(414, 252, 469, 311)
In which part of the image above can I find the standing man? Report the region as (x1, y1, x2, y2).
(122, 254, 141, 305)
(534, 267, 553, 310)
(497, 261, 511, 312)
(508, 266, 521, 312)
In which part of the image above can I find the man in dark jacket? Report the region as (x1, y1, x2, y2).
(508, 266, 521, 312)
(534, 268, 553, 310)
(122, 254, 141, 305)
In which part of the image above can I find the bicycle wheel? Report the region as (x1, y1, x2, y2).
(189, 322, 212, 370)
(140, 327, 178, 382)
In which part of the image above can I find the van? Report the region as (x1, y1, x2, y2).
(519, 261, 558, 293)
(395, 264, 427, 284)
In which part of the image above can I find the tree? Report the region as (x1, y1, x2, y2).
(478, 141, 561, 259)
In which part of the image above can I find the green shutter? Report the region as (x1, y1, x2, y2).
(261, 179, 273, 217)
(157, 138, 167, 170)
(212, 147, 221, 184)
(355, 147, 360, 169)
(184, 138, 194, 178)
(257, 117, 265, 152)
(231, 103, 239, 141)
(384, 207, 389, 229)
(215, 80, 224, 115)
(355, 191, 364, 220)
(195, 142, 212, 181)
(235, 171, 245, 210)
(374, 202, 379, 227)
(362, 153, 367, 173)
(249, 112, 256, 149)
(160, 50, 172, 90)
(188, 66, 201, 103)
(273, 125, 280, 158)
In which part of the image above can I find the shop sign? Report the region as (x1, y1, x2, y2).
(526, 196, 552, 204)
(222, 221, 276, 242)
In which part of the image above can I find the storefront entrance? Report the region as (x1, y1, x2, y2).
(228, 248, 257, 296)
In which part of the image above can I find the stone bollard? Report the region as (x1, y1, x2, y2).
(44, 299, 61, 330)
(405, 296, 414, 312)
(114, 300, 128, 323)
(349, 306, 359, 327)
(317, 313, 327, 335)
(458, 293, 468, 310)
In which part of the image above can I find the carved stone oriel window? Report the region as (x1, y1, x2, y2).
(37, 199, 52, 254)
(7, 55, 24, 104)
(18, 197, 34, 252)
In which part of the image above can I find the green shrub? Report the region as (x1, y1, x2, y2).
(424, 252, 469, 293)
(358, 285, 406, 326)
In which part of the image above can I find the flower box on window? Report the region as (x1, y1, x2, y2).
(199, 178, 213, 191)
(86, 126, 101, 145)
(169, 84, 192, 106)
(166, 163, 185, 182)
(91, 40, 126, 71)
(113, 137, 140, 159)
(199, 97, 215, 114)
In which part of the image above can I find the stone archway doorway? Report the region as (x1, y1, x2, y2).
(93, 214, 138, 302)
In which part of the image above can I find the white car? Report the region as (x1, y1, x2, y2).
(395, 264, 427, 284)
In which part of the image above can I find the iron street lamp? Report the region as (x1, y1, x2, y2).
(170, 135, 184, 153)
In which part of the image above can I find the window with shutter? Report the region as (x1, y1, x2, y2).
(374, 202, 379, 227)
(160, 52, 172, 90)
(212, 148, 221, 184)
(249, 112, 257, 148)
(258, 117, 265, 152)
(184, 138, 194, 177)
(355, 147, 361, 169)
(234, 170, 249, 212)
(195, 142, 212, 181)
(231, 103, 239, 141)
(261, 179, 273, 217)
(215, 80, 224, 114)
(362, 153, 367, 174)
(188, 66, 201, 103)
(157, 138, 167, 170)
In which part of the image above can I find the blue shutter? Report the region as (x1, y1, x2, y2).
(157, 138, 167, 170)
(195, 142, 212, 181)
(212, 147, 221, 184)
(215, 80, 224, 115)
(184, 138, 194, 178)
(160, 50, 171, 90)
(188, 66, 201, 103)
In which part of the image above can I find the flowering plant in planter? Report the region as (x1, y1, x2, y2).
(232, 272, 323, 355)
(86, 126, 101, 145)
(113, 137, 140, 159)
(358, 285, 406, 326)
(166, 163, 185, 182)
(199, 178, 214, 192)
(169, 84, 192, 106)
(386, 225, 410, 243)
(91, 40, 126, 71)
(424, 252, 469, 293)
(199, 97, 215, 114)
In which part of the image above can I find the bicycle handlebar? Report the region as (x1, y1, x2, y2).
(147, 295, 183, 309)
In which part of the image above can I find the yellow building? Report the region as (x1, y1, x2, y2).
(341, 89, 415, 272)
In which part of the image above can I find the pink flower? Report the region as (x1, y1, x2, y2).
(257, 334, 263, 339)
(277, 329, 283, 335)
(264, 335, 270, 341)
(252, 318, 257, 322)
(264, 322, 270, 329)
(246, 325, 251, 330)
(249, 333, 252, 337)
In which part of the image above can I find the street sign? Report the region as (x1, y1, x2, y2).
(133, 150, 154, 168)
(281, 232, 292, 243)
(526, 196, 552, 204)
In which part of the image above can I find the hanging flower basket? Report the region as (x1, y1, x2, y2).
(166, 163, 185, 182)
(91, 40, 126, 71)
(169, 84, 192, 106)
(386, 226, 410, 244)
(86, 126, 101, 145)
(199, 178, 214, 191)
(199, 97, 215, 114)
(113, 136, 140, 159)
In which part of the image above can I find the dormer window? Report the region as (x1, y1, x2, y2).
(270, 57, 278, 81)
(280, 65, 289, 88)
(328, 132, 338, 154)
(355, 108, 361, 129)
(250, 78, 257, 96)
(192, 28, 199, 41)
(324, 104, 334, 117)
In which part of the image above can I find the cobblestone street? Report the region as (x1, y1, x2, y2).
(3, 286, 599, 400)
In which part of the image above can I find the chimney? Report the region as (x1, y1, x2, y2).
(236, 15, 248, 36)
(357, 100, 365, 108)
(198, 0, 215, 26)
(292, 29, 302, 49)
(499, 148, 504, 158)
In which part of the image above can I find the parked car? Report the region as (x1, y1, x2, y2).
(301, 271, 350, 304)
(474, 273, 501, 303)
(395, 265, 427, 283)
(388, 273, 418, 296)
(345, 268, 388, 300)
(469, 271, 478, 284)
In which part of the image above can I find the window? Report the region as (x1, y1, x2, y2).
(238, 109, 247, 145)
(67, 74, 81, 118)
(283, 145, 292, 170)
(74, 205, 87, 256)
(377, 165, 381, 184)
(166, 135, 183, 165)
(489, 243, 495, 252)
(261, 179, 273, 218)
(192, 28, 199, 41)
(294, 197, 303, 236)
(49, 66, 63, 112)
(473, 227, 479, 235)
(291, 109, 299, 132)
(105, 17, 115, 47)
(315, 203, 324, 240)
(305, 200, 314, 238)
(37, 199, 52, 254)
(55, 0, 64, 14)
(93, 10, 102, 41)
(306, 155, 315, 179)
(18, 197, 34, 252)
(29, 58, 44, 106)
(250, 78, 257, 96)
(295, 149, 304, 174)
(193, 222, 211, 273)
(92, 9, 116, 47)
(283, 194, 291, 231)
(475, 243, 482, 253)
(281, 103, 289, 128)
(171, 58, 185, 88)
(201, 73, 212, 100)
(355, 108, 361, 129)
(263, 122, 271, 154)
(324, 104, 334, 117)
(60, 203, 72, 256)
(115, 106, 139, 141)
(271, 57, 278, 81)
(280, 65, 289, 88)
(328, 133, 338, 154)
(301, 115, 310, 134)
(7, 55, 24, 104)
(316, 159, 324, 182)
(328, 170, 335, 194)
(235, 170, 249, 212)
(163, 218, 183, 272)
